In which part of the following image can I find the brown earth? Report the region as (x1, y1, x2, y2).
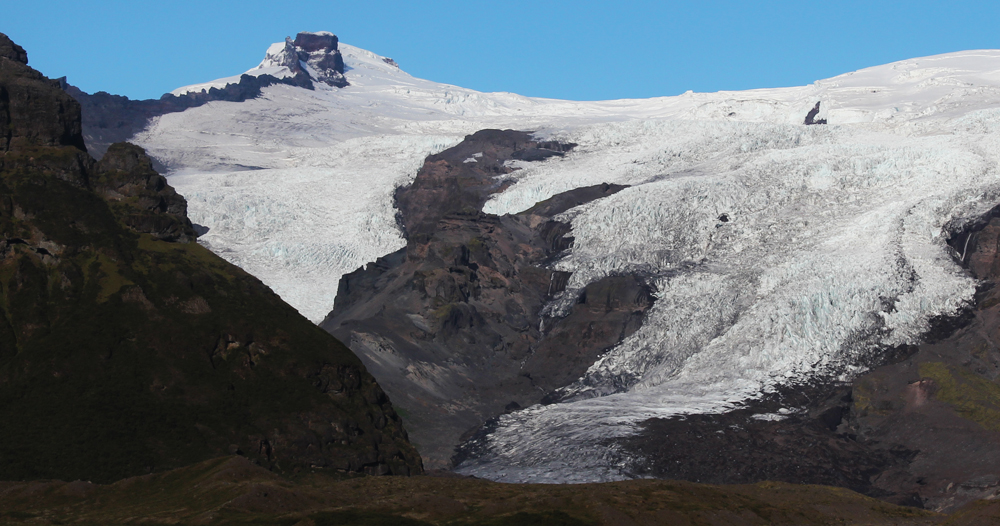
(0, 455, 973, 526)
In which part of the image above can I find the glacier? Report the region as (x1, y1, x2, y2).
(130, 41, 1000, 482)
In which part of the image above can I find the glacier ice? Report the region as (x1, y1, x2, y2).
(131, 43, 1000, 482)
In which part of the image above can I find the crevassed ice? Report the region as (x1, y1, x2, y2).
(457, 118, 1000, 482)
(135, 44, 1000, 479)
(165, 134, 458, 321)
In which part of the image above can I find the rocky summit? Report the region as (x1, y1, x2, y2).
(63, 31, 347, 162)
(292, 32, 348, 87)
(0, 32, 421, 483)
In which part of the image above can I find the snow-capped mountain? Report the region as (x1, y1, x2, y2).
(122, 34, 1000, 490)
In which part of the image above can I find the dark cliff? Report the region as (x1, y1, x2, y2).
(322, 129, 651, 467)
(0, 33, 421, 483)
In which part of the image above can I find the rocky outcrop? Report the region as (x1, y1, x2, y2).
(94, 142, 196, 242)
(618, 381, 922, 507)
(0, 35, 27, 64)
(0, 35, 85, 155)
(805, 101, 827, 125)
(842, 211, 1000, 511)
(261, 38, 305, 75)
(293, 32, 347, 88)
(322, 130, 651, 467)
(0, 33, 421, 483)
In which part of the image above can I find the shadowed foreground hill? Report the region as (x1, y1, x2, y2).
(0, 33, 420, 483)
(1, 455, 989, 526)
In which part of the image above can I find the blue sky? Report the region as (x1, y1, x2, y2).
(5, 1, 1000, 101)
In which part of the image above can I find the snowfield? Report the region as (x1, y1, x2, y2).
(132, 42, 1000, 482)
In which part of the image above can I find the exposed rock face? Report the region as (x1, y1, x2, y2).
(804, 101, 827, 125)
(294, 32, 339, 53)
(293, 32, 348, 88)
(618, 381, 922, 507)
(0, 35, 85, 155)
(322, 130, 651, 467)
(94, 142, 196, 242)
(262, 38, 305, 74)
(0, 35, 27, 64)
(63, 31, 347, 160)
(619, 206, 1000, 512)
(0, 33, 421, 483)
(844, 212, 1000, 511)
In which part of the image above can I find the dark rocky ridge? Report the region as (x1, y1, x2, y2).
(805, 101, 828, 125)
(619, 205, 1000, 512)
(0, 32, 420, 483)
(293, 32, 348, 88)
(62, 31, 346, 162)
(93, 142, 197, 242)
(0, 41, 85, 155)
(322, 130, 652, 468)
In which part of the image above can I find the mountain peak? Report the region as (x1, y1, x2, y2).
(293, 31, 339, 53)
(253, 31, 347, 88)
(0, 33, 28, 64)
(258, 38, 301, 72)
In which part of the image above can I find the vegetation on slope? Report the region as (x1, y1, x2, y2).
(0, 455, 962, 526)
(0, 32, 421, 483)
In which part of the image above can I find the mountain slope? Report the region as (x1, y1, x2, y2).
(0, 33, 421, 483)
(71, 33, 1000, 501)
(321, 129, 647, 467)
(0, 455, 952, 526)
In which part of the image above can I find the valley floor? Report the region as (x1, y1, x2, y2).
(1, 456, 998, 526)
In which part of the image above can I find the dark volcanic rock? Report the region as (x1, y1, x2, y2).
(269, 38, 306, 74)
(0, 33, 421, 483)
(805, 101, 828, 125)
(293, 32, 347, 88)
(0, 35, 86, 155)
(322, 130, 645, 467)
(0, 34, 27, 64)
(619, 382, 922, 507)
(94, 142, 197, 242)
(843, 210, 1000, 511)
(294, 32, 339, 53)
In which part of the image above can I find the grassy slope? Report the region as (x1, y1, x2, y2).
(0, 34, 421, 483)
(0, 147, 420, 482)
(0, 456, 961, 526)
